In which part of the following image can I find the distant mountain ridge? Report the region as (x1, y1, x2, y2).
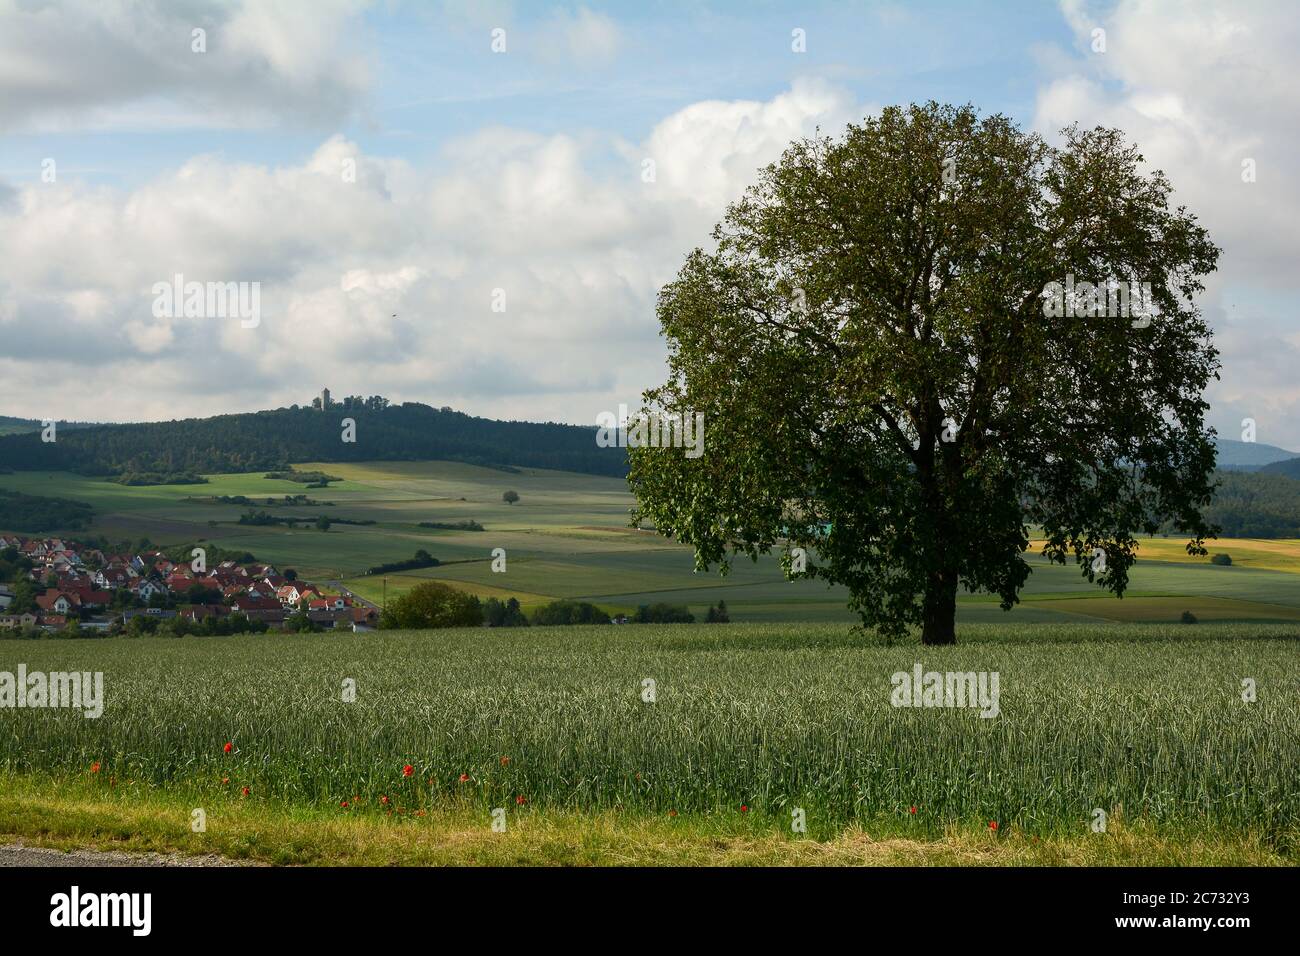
(1212, 436, 1299, 471)
(0, 401, 627, 478)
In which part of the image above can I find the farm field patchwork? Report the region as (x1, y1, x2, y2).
(3, 461, 1299, 625)
(0, 623, 1295, 865)
(1030, 535, 1300, 576)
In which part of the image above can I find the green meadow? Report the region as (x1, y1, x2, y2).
(3, 460, 1299, 624)
(0, 624, 1295, 865)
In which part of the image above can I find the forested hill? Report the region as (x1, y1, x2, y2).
(0, 416, 101, 436)
(1200, 469, 1300, 537)
(1259, 457, 1300, 481)
(0, 402, 628, 478)
(0, 416, 35, 436)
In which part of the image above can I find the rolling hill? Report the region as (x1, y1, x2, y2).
(1258, 457, 1300, 480)
(0, 400, 627, 479)
(0, 416, 36, 437)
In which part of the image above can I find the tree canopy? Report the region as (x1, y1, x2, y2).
(381, 581, 482, 630)
(630, 102, 1220, 644)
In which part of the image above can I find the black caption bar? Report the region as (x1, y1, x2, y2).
(0, 865, 1286, 942)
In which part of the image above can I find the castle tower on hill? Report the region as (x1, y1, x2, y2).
(321, 388, 331, 410)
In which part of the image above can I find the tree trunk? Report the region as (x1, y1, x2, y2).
(920, 568, 958, 645)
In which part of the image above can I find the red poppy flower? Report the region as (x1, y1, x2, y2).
(668, 810, 678, 818)
(458, 774, 470, 783)
(222, 777, 229, 785)
(90, 762, 101, 774)
(381, 795, 389, 805)
(515, 795, 526, 805)
(402, 764, 414, 777)
(740, 805, 749, 812)
(223, 742, 233, 754)
(500, 756, 510, 767)
(909, 805, 917, 814)
(340, 800, 349, 808)
(989, 821, 998, 831)
(241, 786, 250, 797)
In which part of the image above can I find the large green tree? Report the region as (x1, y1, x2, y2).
(630, 103, 1220, 644)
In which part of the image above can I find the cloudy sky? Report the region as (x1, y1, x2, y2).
(0, 0, 1297, 449)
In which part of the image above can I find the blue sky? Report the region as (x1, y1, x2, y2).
(1, 0, 1298, 450)
(2, 1, 1080, 187)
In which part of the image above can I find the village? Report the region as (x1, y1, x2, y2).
(0, 534, 378, 635)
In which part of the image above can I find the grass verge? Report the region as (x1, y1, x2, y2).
(0, 774, 1291, 867)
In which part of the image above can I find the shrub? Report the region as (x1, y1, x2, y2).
(125, 615, 158, 637)
(285, 611, 320, 633)
(483, 596, 529, 627)
(705, 600, 730, 623)
(633, 602, 695, 624)
(265, 470, 341, 485)
(366, 550, 439, 575)
(530, 600, 610, 626)
(1181, 610, 1199, 624)
(381, 581, 482, 629)
(114, 472, 207, 486)
(1210, 553, 1233, 566)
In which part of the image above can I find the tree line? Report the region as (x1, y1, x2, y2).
(0, 491, 94, 532)
(1192, 470, 1300, 538)
(379, 581, 728, 629)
